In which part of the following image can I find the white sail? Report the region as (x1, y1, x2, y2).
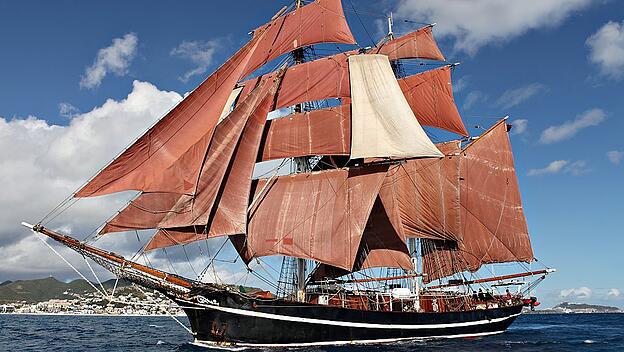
(218, 86, 244, 123)
(349, 54, 443, 159)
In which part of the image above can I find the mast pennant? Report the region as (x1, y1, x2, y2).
(75, 0, 356, 198)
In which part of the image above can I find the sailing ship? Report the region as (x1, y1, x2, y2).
(23, 0, 555, 348)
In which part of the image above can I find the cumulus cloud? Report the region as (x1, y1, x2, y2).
(560, 287, 592, 300)
(453, 76, 469, 93)
(527, 159, 589, 176)
(58, 103, 80, 118)
(496, 83, 547, 109)
(565, 160, 590, 176)
(80, 33, 138, 89)
(394, 0, 593, 54)
(586, 21, 624, 80)
(511, 119, 528, 135)
(527, 160, 569, 176)
(171, 40, 219, 82)
(607, 288, 621, 298)
(607, 150, 623, 165)
(539, 108, 605, 144)
(0, 81, 182, 280)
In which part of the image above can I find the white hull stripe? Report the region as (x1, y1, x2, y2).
(191, 330, 506, 350)
(179, 299, 521, 330)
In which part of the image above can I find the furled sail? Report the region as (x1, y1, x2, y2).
(75, 0, 356, 198)
(349, 54, 443, 159)
(259, 105, 350, 162)
(398, 66, 468, 136)
(423, 120, 534, 281)
(375, 25, 445, 61)
(234, 166, 388, 270)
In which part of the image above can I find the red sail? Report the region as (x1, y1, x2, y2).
(398, 66, 468, 136)
(245, 0, 356, 77)
(423, 120, 534, 281)
(76, 38, 261, 198)
(100, 192, 183, 235)
(99, 74, 280, 237)
(157, 76, 279, 229)
(310, 196, 413, 281)
(76, 0, 355, 198)
(240, 51, 352, 110)
(458, 120, 533, 270)
(236, 166, 388, 270)
(379, 141, 462, 242)
(375, 25, 445, 61)
(259, 105, 350, 161)
(356, 197, 413, 270)
(245, 57, 465, 140)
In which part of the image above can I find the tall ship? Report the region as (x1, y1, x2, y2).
(23, 0, 554, 348)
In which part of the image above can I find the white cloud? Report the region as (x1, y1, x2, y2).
(565, 160, 589, 176)
(496, 83, 547, 109)
(453, 76, 469, 93)
(560, 286, 592, 300)
(539, 108, 605, 144)
(607, 288, 621, 298)
(511, 119, 528, 135)
(171, 40, 219, 82)
(80, 33, 138, 89)
(394, 0, 593, 54)
(586, 21, 624, 80)
(528, 160, 569, 176)
(528, 159, 590, 176)
(463, 91, 487, 110)
(607, 150, 624, 165)
(0, 81, 182, 279)
(527, 159, 589, 176)
(58, 102, 80, 118)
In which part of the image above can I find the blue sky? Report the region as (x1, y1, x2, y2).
(0, 0, 623, 307)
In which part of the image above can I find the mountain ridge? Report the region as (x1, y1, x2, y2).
(0, 277, 132, 303)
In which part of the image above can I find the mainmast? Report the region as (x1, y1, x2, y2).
(293, 0, 309, 302)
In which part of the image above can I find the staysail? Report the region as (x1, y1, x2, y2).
(380, 141, 462, 242)
(422, 120, 534, 281)
(100, 72, 283, 236)
(398, 66, 468, 137)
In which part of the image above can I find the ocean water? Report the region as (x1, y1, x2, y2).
(1, 313, 623, 351)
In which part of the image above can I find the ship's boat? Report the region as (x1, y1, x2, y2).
(24, 0, 554, 348)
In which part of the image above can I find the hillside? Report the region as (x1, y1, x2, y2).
(554, 301, 621, 312)
(0, 277, 132, 303)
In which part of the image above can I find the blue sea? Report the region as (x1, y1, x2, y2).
(1, 314, 623, 351)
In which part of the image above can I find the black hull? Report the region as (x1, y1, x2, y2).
(176, 290, 522, 348)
